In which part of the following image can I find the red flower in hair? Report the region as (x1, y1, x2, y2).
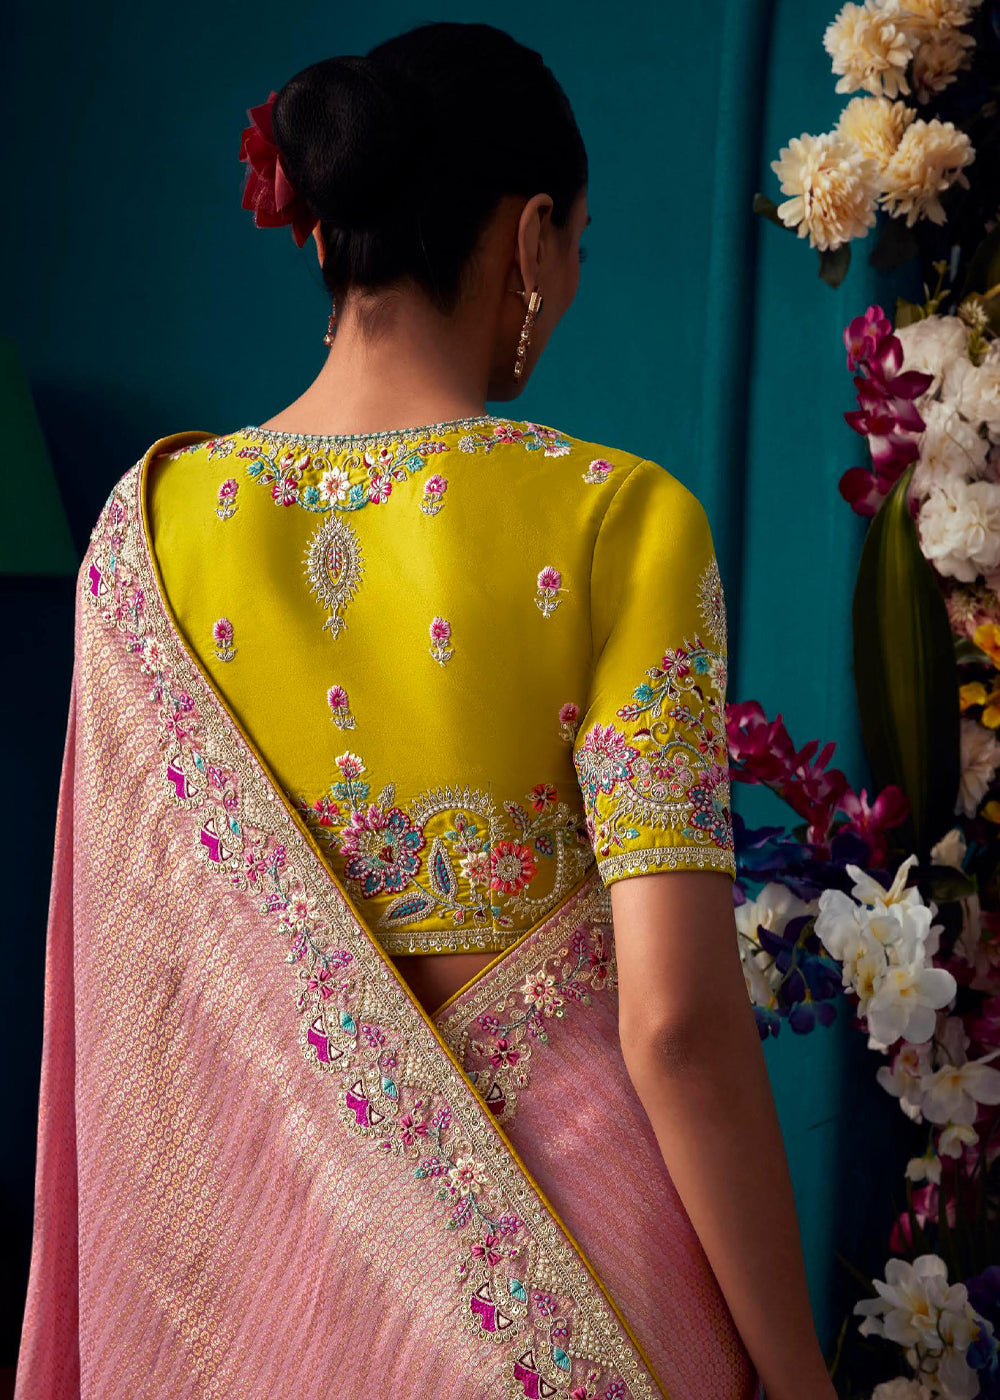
(238, 90, 318, 248)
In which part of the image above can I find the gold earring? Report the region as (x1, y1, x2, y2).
(323, 299, 337, 347)
(513, 286, 543, 380)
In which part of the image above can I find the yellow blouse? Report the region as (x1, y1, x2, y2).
(148, 414, 734, 955)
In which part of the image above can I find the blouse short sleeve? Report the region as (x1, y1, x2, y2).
(572, 458, 736, 886)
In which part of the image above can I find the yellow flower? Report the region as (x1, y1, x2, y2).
(982, 799, 1000, 824)
(770, 130, 880, 250)
(960, 680, 989, 711)
(837, 95, 915, 168)
(973, 620, 1000, 667)
(880, 118, 975, 226)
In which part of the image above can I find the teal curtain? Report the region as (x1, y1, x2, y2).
(3, 0, 918, 1369)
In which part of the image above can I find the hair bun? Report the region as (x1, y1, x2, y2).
(272, 55, 423, 229)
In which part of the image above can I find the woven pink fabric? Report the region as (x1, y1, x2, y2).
(15, 432, 765, 1400)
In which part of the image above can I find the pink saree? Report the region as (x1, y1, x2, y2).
(15, 432, 765, 1400)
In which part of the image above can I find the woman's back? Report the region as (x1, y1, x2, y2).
(149, 412, 735, 959)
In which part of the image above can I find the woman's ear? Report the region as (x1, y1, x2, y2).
(312, 224, 326, 266)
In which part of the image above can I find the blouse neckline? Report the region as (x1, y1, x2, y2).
(236, 412, 504, 450)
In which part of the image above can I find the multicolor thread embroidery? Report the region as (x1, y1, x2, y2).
(215, 478, 239, 520)
(582, 459, 613, 485)
(557, 702, 581, 744)
(429, 615, 453, 665)
(573, 553, 735, 879)
(326, 685, 355, 729)
(82, 463, 657, 1400)
(298, 753, 594, 948)
(212, 617, 236, 662)
(535, 566, 564, 618)
(420, 474, 448, 515)
(436, 908, 616, 1127)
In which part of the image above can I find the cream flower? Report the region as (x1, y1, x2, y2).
(910, 25, 976, 102)
(957, 716, 1000, 817)
(917, 476, 1000, 582)
(910, 400, 991, 498)
(887, 0, 982, 28)
(824, 0, 917, 98)
(871, 1380, 934, 1400)
(894, 312, 970, 397)
(735, 882, 819, 1008)
(880, 118, 975, 226)
(929, 825, 967, 869)
(837, 95, 915, 169)
(770, 131, 880, 250)
(951, 341, 1000, 436)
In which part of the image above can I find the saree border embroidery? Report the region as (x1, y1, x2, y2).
(435, 881, 617, 1127)
(82, 443, 663, 1400)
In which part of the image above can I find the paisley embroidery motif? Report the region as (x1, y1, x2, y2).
(298, 754, 594, 952)
(697, 552, 728, 652)
(304, 513, 364, 638)
(535, 566, 564, 618)
(212, 617, 236, 662)
(429, 615, 453, 665)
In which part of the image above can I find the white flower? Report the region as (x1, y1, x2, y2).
(735, 882, 819, 1006)
(920, 1049, 1000, 1124)
(837, 94, 915, 168)
(957, 716, 1000, 816)
(824, 0, 918, 97)
(917, 476, 1000, 581)
(877, 1039, 934, 1119)
(950, 341, 1000, 436)
(910, 399, 991, 497)
(905, 1148, 942, 1182)
(929, 825, 967, 868)
(865, 956, 957, 1048)
(880, 118, 975, 227)
(770, 130, 880, 250)
(895, 313, 970, 398)
(909, 25, 976, 103)
(870, 1379, 934, 1400)
(938, 1121, 979, 1157)
(447, 1155, 489, 1196)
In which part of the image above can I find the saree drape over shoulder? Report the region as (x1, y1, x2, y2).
(15, 421, 765, 1400)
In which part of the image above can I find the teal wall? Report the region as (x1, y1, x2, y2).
(3, 0, 919, 1374)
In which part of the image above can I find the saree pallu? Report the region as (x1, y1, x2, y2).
(15, 432, 765, 1400)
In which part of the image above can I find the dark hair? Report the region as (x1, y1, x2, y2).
(270, 22, 588, 318)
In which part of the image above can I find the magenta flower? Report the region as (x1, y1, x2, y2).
(424, 474, 447, 496)
(559, 701, 580, 725)
(430, 616, 451, 644)
(537, 566, 561, 591)
(327, 685, 349, 711)
(213, 618, 233, 644)
(218, 478, 238, 500)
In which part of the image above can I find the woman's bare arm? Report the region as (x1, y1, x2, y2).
(611, 870, 838, 1400)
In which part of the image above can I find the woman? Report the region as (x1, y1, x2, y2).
(16, 21, 837, 1400)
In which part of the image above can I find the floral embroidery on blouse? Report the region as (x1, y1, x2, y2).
(429, 615, 453, 665)
(557, 701, 581, 743)
(212, 617, 236, 662)
(574, 553, 734, 879)
(239, 419, 572, 518)
(327, 684, 355, 729)
(535, 566, 564, 618)
(298, 754, 594, 946)
(420, 474, 448, 515)
(582, 458, 614, 484)
(215, 478, 239, 520)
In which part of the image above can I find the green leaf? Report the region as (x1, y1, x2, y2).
(752, 191, 788, 229)
(920, 864, 977, 903)
(819, 243, 851, 288)
(509, 1278, 528, 1302)
(852, 463, 961, 859)
(959, 222, 1000, 299)
(894, 297, 926, 329)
